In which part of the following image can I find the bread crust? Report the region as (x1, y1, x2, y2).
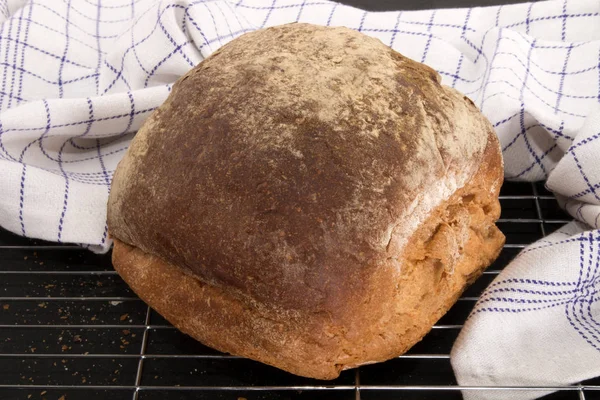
(108, 23, 504, 379)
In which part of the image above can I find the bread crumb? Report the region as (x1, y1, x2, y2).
(119, 314, 128, 321)
(2, 304, 8, 310)
(40, 391, 46, 396)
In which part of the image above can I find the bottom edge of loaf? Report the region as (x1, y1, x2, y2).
(112, 237, 433, 380)
(112, 237, 351, 380)
(111, 196, 503, 381)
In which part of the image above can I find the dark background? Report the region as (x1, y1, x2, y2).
(341, 0, 542, 11)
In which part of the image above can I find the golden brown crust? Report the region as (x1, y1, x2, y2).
(112, 239, 339, 379)
(112, 129, 503, 379)
(108, 23, 504, 379)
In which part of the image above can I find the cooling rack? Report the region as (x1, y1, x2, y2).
(0, 181, 597, 400)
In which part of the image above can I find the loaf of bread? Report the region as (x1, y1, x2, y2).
(107, 23, 505, 380)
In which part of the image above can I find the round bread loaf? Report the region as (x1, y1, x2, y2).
(107, 23, 505, 379)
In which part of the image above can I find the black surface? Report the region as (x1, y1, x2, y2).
(407, 329, 459, 355)
(140, 358, 354, 387)
(361, 391, 582, 400)
(499, 181, 533, 196)
(362, 391, 465, 400)
(338, 0, 543, 11)
(0, 357, 138, 386)
(0, 274, 131, 297)
(500, 198, 538, 219)
(360, 358, 457, 386)
(0, 300, 147, 326)
(585, 390, 600, 400)
(1, 389, 134, 400)
(539, 198, 571, 220)
(138, 390, 356, 400)
(0, 248, 114, 271)
(0, 327, 144, 355)
(496, 221, 544, 244)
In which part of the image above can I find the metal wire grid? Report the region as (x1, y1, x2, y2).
(0, 181, 597, 400)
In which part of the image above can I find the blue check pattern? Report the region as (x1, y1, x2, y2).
(0, 0, 600, 393)
(472, 228, 600, 351)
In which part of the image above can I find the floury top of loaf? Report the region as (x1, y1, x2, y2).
(108, 23, 504, 379)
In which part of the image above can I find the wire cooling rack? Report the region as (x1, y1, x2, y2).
(0, 181, 598, 400)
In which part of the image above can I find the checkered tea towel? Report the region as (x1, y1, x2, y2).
(0, 0, 599, 397)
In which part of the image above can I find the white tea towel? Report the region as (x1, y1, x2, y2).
(0, 0, 599, 397)
(451, 106, 600, 400)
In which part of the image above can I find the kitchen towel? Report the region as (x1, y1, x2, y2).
(0, 0, 598, 397)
